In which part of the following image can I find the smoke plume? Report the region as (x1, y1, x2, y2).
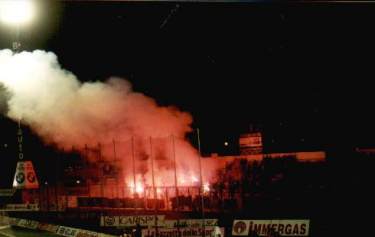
(0, 49, 211, 187)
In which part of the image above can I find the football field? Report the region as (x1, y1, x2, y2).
(0, 226, 60, 237)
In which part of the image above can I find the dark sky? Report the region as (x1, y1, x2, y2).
(1, 2, 375, 155)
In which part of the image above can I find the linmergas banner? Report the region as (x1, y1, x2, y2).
(232, 219, 309, 236)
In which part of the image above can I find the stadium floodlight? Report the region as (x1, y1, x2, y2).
(0, 0, 37, 51)
(0, 0, 36, 26)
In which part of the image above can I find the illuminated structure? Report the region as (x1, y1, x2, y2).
(21, 134, 326, 212)
(239, 132, 263, 155)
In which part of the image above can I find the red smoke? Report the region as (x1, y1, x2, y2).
(0, 50, 218, 195)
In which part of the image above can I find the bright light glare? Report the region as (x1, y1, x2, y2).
(136, 184, 144, 194)
(203, 183, 210, 193)
(129, 182, 144, 194)
(0, 0, 35, 26)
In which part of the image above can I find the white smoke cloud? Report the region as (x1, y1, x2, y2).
(0, 49, 212, 186)
(0, 49, 193, 147)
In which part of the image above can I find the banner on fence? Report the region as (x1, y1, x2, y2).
(3, 203, 39, 211)
(38, 223, 59, 233)
(163, 219, 219, 228)
(100, 215, 165, 227)
(232, 219, 310, 236)
(57, 226, 80, 237)
(17, 219, 39, 229)
(142, 227, 224, 237)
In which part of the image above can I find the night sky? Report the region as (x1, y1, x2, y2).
(1, 2, 375, 156)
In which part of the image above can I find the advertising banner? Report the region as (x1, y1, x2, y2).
(17, 219, 39, 229)
(142, 227, 224, 237)
(4, 203, 39, 211)
(163, 219, 219, 228)
(76, 229, 100, 237)
(57, 226, 80, 237)
(101, 215, 165, 227)
(233, 219, 310, 236)
(38, 223, 59, 233)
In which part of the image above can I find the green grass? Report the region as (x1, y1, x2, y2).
(0, 226, 60, 237)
